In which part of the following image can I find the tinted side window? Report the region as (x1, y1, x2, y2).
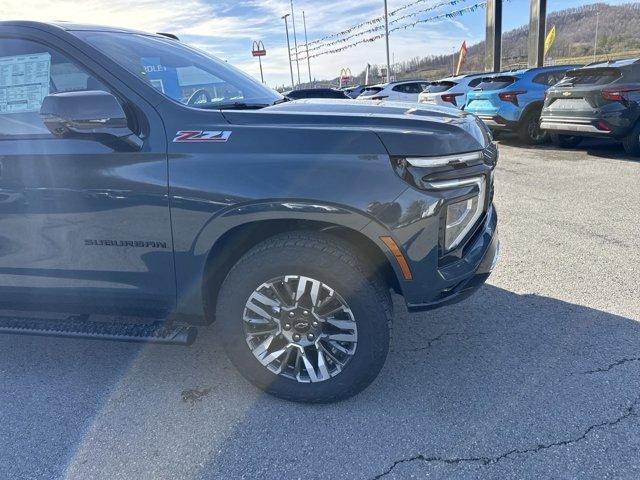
(468, 78, 483, 88)
(551, 71, 567, 85)
(393, 83, 423, 94)
(532, 73, 551, 85)
(407, 83, 424, 94)
(0, 37, 109, 137)
(327, 90, 347, 99)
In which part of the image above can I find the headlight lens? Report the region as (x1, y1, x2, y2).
(446, 197, 480, 250)
(425, 176, 486, 251)
(405, 151, 482, 168)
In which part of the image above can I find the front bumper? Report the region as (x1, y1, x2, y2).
(405, 205, 499, 312)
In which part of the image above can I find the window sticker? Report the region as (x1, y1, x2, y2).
(141, 57, 181, 100)
(0, 53, 51, 114)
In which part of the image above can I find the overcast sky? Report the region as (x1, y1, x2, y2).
(1, 0, 635, 87)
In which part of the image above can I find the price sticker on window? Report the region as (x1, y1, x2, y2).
(0, 52, 51, 114)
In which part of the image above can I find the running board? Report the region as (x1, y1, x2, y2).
(0, 315, 197, 346)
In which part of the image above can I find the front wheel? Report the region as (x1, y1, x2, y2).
(550, 133, 583, 148)
(216, 232, 392, 403)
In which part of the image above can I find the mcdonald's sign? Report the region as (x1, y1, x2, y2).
(339, 68, 352, 82)
(252, 41, 266, 57)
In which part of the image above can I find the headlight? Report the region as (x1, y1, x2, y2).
(405, 151, 483, 168)
(425, 176, 487, 251)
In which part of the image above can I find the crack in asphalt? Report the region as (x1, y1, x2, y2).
(392, 331, 485, 354)
(371, 395, 640, 479)
(581, 357, 640, 375)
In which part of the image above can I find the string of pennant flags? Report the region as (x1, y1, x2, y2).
(302, 0, 473, 55)
(295, 2, 485, 61)
(305, 0, 471, 47)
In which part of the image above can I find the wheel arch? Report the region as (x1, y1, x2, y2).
(520, 100, 545, 122)
(180, 204, 403, 325)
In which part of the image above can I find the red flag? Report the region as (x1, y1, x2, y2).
(456, 41, 468, 76)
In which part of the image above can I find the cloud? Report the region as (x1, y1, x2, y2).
(1, 0, 487, 87)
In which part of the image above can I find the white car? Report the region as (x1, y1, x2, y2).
(418, 73, 486, 109)
(357, 80, 430, 102)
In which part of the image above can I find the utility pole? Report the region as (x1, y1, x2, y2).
(282, 14, 295, 89)
(384, 0, 391, 83)
(290, 0, 301, 87)
(593, 9, 600, 62)
(303, 10, 312, 85)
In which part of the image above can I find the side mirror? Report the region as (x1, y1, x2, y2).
(40, 91, 142, 149)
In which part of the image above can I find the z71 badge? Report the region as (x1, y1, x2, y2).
(173, 131, 232, 142)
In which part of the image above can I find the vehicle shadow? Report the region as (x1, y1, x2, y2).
(2, 284, 637, 479)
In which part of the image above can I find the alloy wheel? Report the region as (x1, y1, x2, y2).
(243, 275, 357, 383)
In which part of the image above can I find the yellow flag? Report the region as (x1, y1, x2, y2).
(544, 26, 556, 56)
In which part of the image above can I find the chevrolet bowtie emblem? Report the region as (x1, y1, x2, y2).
(562, 91, 572, 97)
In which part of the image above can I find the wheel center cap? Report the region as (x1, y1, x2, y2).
(294, 320, 310, 333)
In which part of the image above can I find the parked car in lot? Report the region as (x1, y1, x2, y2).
(540, 58, 640, 154)
(284, 88, 351, 100)
(418, 73, 486, 109)
(342, 85, 370, 98)
(357, 80, 431, 102)
(0, 21, 499, 403)
(465, 65, 579, 144)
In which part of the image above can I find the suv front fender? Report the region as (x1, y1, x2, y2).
(173, 200, 407, 322)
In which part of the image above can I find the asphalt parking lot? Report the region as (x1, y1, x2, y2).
(1, 138, 639, 480)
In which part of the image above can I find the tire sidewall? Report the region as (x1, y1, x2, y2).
(623, 121, 640, 157)
(216, 239, 390, 402)
(520, 108, 548, 145)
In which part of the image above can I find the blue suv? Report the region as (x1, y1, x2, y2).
(466, 65, 580, 144)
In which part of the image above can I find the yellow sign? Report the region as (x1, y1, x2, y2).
(545, 26, 556, 57)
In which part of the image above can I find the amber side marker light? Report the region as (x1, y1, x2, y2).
(380, 236, 413, 281)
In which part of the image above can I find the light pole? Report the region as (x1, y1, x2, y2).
(384, 0, 391, 83)
(303, 10, 312, 85)
(593, 9, 600, 62)
(290, 0, 301, 87)
(282, 14, 295, 89)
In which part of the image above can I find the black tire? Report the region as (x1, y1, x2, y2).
(216, 231, 392, 403)
(550, 133, 583, 148)
(622, 121, 640, 156)
(518, 108, 549, 145)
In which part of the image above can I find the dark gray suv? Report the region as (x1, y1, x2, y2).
(541, 58, 640, 154)
(0, 21, 499, 402)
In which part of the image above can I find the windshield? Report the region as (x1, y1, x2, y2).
(75, 32, 283, 109)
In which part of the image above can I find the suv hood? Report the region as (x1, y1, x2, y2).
(222, 99, 491, 156)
